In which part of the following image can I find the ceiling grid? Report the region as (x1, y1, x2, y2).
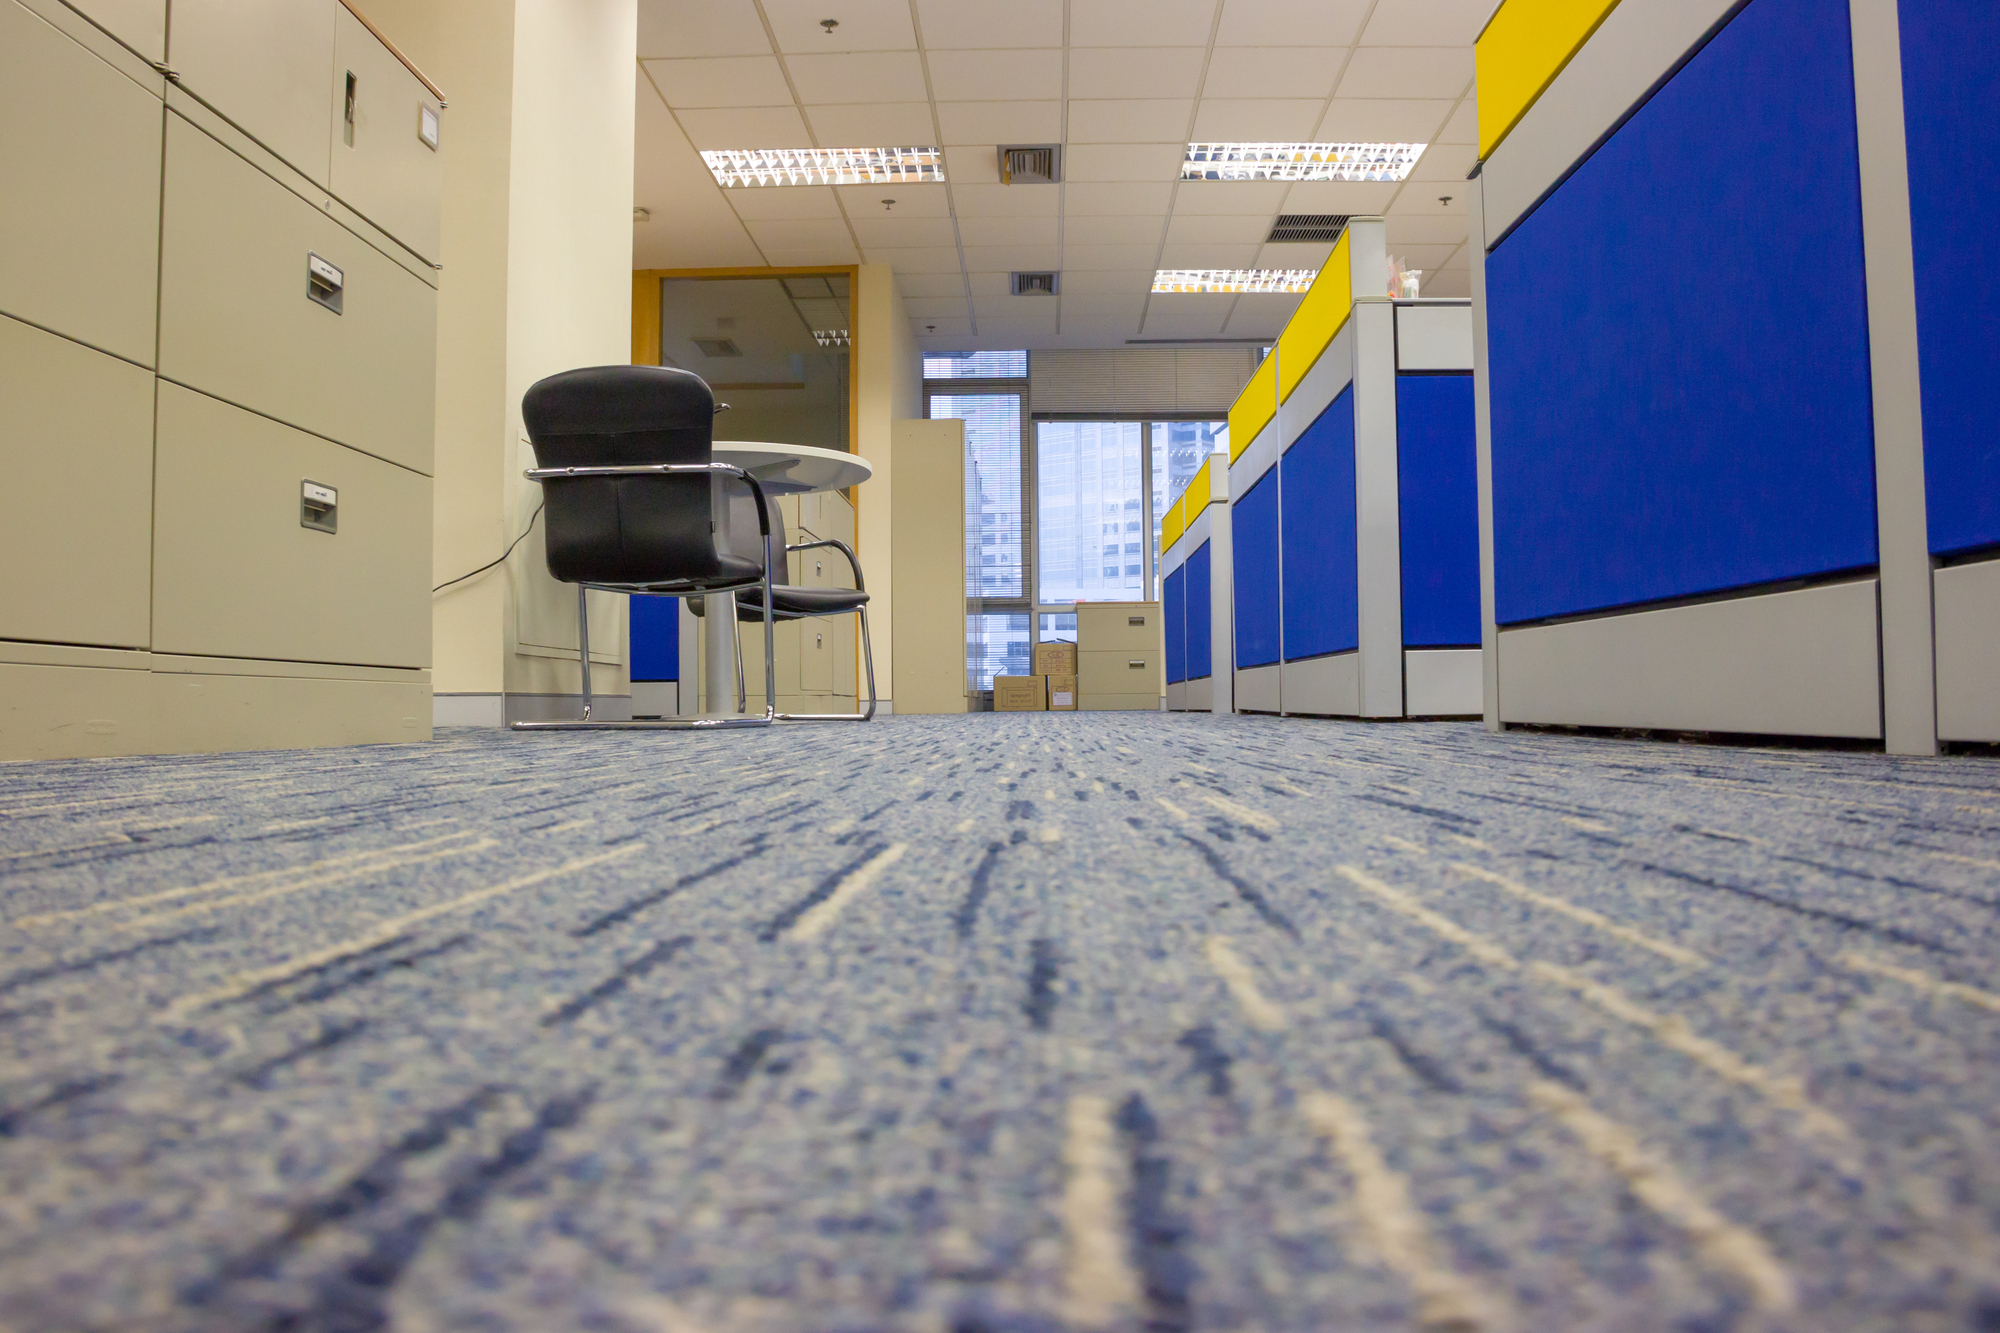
(904, 0, 978, 336)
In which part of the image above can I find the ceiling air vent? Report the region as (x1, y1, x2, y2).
(1011, 271, 1059, 296)
(999, 144, 1061, 185)
(1266, 213, 1351, 243)
(691, 337, 741, 357)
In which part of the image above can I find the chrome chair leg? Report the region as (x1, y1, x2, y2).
(577, 584, 593, 722)
(775, 605, 877, 722)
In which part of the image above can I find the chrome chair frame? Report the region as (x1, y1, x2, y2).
(728, 536, 877, 722)
(509, 460, 778, 732)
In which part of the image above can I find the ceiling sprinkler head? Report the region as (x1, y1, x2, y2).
(820, 18, 838, 32)
(1439, 195, 1453, 206)
(926, 324, 936, 333)
(881, 198, 896, 210)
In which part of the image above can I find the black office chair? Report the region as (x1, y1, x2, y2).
(689, 490, 877, 721)
(511, 364, 778, 731)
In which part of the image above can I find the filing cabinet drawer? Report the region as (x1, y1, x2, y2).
(0, 316, 155, 648)
(0, 0, 163, 365)
(328, 2, 442, 263)
(152, 382, 430, 668)
(1079, 647, 1163, 695)
(167, 0, 336, 187)
(1076, 601, 1162, 652)
(64, 0, 165, 61)
(159, 114, 437, 474)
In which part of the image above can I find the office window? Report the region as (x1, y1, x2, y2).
(1150, 421, 1225, 595)
(1036, 421, 1148, 604)
(923, 350, 1028, 379)
(967, 612, 1031, 691)
(926, 353, 1032, 693)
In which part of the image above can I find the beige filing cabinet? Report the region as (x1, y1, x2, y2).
(0, 0, 442, 761)
(890, 418, 970, 714)
(1076, 601, 1164, 710)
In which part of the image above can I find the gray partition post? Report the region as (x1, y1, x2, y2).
(1849, 0, 1938, 756)
(1468, 175, 1502, 732)
(1352, 298, 1404, 717)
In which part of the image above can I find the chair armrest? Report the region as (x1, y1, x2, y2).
(785, 537, 866, 592)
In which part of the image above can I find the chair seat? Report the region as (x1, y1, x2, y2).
(688, 585, 870, 621)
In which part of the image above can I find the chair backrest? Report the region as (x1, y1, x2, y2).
(521, 366, 722, 586)
(725, 482, 788, 582)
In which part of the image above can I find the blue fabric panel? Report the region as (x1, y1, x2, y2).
(629, 594, 679, 682)
(1232, 468, 1282, 669)
(1164, 565, 1187, 684)
(1397, 374, 1481, 647)
(1900, 0, 2000, 555)
(1485, 0, 1878, 624)
(1281, 387, 1359, 660)
(1187, 540, 1213, 679)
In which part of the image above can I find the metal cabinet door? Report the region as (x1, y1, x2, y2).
(327, 2, 441, 263)
(152, 381, 430, 668)
(0, 0, 163, 366)
(168, 0, 337, 187)
(158, 114, 437, 474)
(62, 0, 164, 61)
(0, 316, 155, 648)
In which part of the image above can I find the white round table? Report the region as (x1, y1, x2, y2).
(704, 442, 873, 715)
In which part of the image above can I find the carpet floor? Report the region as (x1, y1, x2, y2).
(2, 715, 1999, 1332)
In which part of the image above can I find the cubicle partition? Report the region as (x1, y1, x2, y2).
(1222, 219, 1481, 719)
(1162, 455, 1230, 714)
(1471, 0, 1997, 751)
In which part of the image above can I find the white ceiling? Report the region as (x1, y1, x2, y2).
(633, 0, 1494, 352)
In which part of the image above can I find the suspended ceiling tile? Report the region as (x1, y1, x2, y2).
(1055, 269, 1157, 294)
(1061, 214, 1163, 245)
(865, 246, 967, 273)
(1334, 47, 1474, 100)
(1215, 0, 1371, 47)
(1062, 242, 1164, 269)
(637, 0, 770, 59)
(964, 271, 1014, 296)
(1225, 292, 1301, 334)
(942, 145, 1003, 186)
(912, 316, 975, 337)
(936, 101, 1063, 144)
(914, 0, 1063, 50)
(924, 49, 1064, 101)
(1190, 98, 1326, 141)
(972, 294, 1061, 319)
(960, 243, 1061, 271)
(1408, 142, 1478, 182)
(1277, 179, 1400, 212)
(1435, 97, 1477, 145)
(959, 215, 1059, 246)
(949, 183, 1061, 217)
(1062, 142, 1186, 183)
(761, 0, 916, 53)
(1200, 48, 1345, 100)
(1141, 308, 1233, 339)
(1165, 213, 1271, 245)
(1255, 240, 1337, 268)
(758, 243, 862, 265)
(1157, 242, 1262, 268)
(1358, 0, 1502, 47)
(1071, 0, 1217, 46)
(722, 185, 845, 219)
(838, 182, 953, 215)
(744, 217, 857, 248)
(1058, 293, 1149, 317)
(1068, 47, 1206, 99)
(903, 296, 972, 318)
(848, 214, 959, 248)
(787, 51, 930, 104)
(1313, 97, 1456, 142)
(1173, 180, 1289, 214)
(803, 103, 937, 145)
(1422, 269, 1471, 298)
(894, 272, 970, 297)
(674, 105, 813, 150)
(1385, 213, 1472, 246)
(1387, 187, 1468, 217)
(633, 85, 764, 268)
(644, 57, 792, 108)
(1387, 242, 1464, 271)
(1064, 182, 1175, 215)
(1053, 315, 1143, 341)
(1067, 99, 1196, 144)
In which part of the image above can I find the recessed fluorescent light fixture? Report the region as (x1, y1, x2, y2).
(1153, 269, 1318, 294)
(700, 146, 944, 187)
(1181, 142, 1426, 183)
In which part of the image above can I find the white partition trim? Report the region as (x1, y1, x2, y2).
(1166, 681, 1187, 711)
(1278, 319, 1356, 449)
(1228, 416, 1282, 498)
(1235, 661, 1280, 714)
(1208, 499, 1233, 714)
(1394, 302, 1475, 371)
(1850, 0, 1937, 756)
(1469, 176, 1502, 731)
(1282, 651, 1360, 717)
(1405, 649, 1482, 717)
(1188, 675, 1213, 711)
(1482, 0, 1744, 244)
(1496, 579, 1883, 739)
(1352, 300, 1403, 718)
(1935, 559, 2000, 742)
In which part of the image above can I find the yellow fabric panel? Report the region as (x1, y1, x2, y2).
(1161, 493, 1186, 554)
(1186, 454, 1214, 515)
(1276, 231, 1353, 404)
(1228, 351, 1278, 461)
(1476, 0, 1623, 157)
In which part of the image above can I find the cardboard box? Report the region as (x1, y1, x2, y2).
(993, 675, 1047, 711)
(1046, 673, 1076, 710)
(1032, 641, 1077, 676)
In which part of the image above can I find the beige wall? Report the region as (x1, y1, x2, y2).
(853, 263, 920, 707)
(413, 0, 638, 711)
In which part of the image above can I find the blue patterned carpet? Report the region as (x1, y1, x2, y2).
(3, 716, 2000, 1332)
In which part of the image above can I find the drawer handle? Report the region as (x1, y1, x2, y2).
(307, 253, 344, 315)
(1128, 659, 1145, 668)
(1128, 615, 1145, 625)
